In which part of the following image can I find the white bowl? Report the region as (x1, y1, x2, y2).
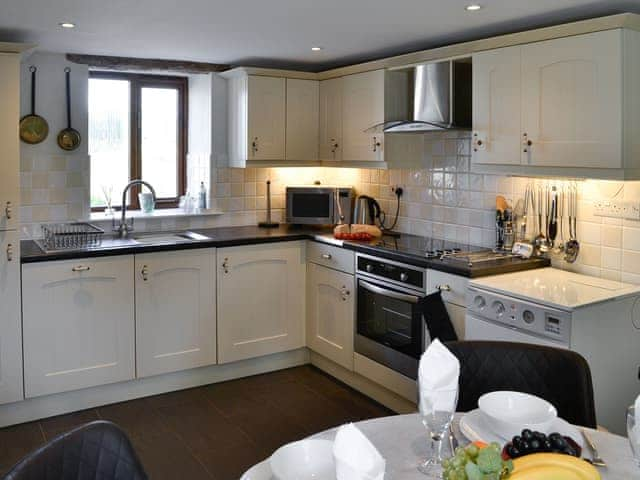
(270, 439, 335, 480)
(478, 391, 558, 440)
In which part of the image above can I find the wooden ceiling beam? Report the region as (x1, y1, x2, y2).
(65, 53, 230, 74)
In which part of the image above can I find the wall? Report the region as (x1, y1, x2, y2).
(19, 53, 90, 238)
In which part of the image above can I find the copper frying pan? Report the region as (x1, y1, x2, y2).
(19, 66, 49, 144)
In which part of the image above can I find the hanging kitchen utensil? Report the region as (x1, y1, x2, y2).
(534, 184, 548, 252)
(57, 67, 81, 151)
(554, 186, 565, 254)
(548, 186, 558, 247)
(20, 66, 49, 144)
(565, 183, 580, 263)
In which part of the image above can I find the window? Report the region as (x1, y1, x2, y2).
(89, 72, 187, 210)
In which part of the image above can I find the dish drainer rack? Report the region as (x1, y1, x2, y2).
(39, 222, 105, 252)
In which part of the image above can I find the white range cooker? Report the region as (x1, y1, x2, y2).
(466, 267, 640, 434)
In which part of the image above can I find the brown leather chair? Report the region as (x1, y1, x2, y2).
(445, 340, 597, 428)
(3, 420, 148, 480)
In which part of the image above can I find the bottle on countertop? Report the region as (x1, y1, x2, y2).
(199, 182, 207, 210)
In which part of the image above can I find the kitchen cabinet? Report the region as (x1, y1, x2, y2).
(342, 70, 385, 162)
(217, 241, 306, 363)
(135, 249, 216, 378)
(286, 78, 319, 161)
(472, 29, 640, 177)
(0, 231, 22, 404)
(248, 76, 286, 161)
(471, 46, 522, 166)
(0, 53, 20, 230)
(306, 263, 354, 370)
(319, 77, 343, 161)
(22, 256, 135, 398)
(521, 30, 622, 169)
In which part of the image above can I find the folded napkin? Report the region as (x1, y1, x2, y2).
(418, 338, 460, 413)
(333, 423, 385, 480)
(634, 394, 640, 443)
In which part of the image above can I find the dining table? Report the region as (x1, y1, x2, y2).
(241, 413, 639, 479)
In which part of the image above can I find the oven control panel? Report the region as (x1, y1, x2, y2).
(356, 254, 425, 291)
(466, 287, 572, 345)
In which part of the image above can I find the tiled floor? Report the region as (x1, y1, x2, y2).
(0, 366, 393, 479)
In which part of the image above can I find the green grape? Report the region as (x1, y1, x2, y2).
(454, 466, 468, 480)
(442, 458, 452, 470)
(466, 444, 480, 458)
(476, 448, 502, 474)
(465, 461, 483, 480)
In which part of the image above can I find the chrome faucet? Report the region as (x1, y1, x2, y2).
(114, 180, 157, 237)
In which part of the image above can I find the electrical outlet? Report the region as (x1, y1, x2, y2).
(593, 200, 624, 218)
(624, 201, 640, 220)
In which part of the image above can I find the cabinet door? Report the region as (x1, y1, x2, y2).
(306, 263, 354, 370)
(319, 77, 343, 161)
(135, 249, 216, 378)
(286, 79, 319, 161)
(0, 231, 22, 404)
(247, 76, 286, 161)
(342, 70, 385, 162)
(521, 30, 622, 168)
(217, 242, 305, 364)
(472, 46, 522, 166)
(0, 54, 20, 230)
(22, 256, 135, 398)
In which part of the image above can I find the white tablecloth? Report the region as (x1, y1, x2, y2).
(243, 413, 639, 479)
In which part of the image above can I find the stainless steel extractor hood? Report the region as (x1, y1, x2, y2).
(371, 59, 472, 133)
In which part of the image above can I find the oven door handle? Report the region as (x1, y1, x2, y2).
(359, 280, 420, 304)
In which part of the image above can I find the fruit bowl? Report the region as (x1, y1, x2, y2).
(479, 391, 557, 440)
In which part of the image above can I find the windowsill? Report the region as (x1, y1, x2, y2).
(89, 208, 224, 221)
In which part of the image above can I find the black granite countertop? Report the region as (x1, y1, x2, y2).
(21, 225, 550, 278)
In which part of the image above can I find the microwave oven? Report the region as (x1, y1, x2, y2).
(286, 186, 354, 225)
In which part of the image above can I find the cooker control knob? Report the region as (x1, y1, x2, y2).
(473, 295, 486, 309)
(366, 264, 374, 273)
(523, 310, 535, 324)
(492, 301, 505, 317)
(400, 272, 409, 282)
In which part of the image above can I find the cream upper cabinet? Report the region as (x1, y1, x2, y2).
(286, 78, 319, 161)
(217, 242, 306, 364)
(342, 70, 385, 162)
(0, 231, 22, 404)
(248, 76, 286, 161)
(0, 53, 20, 230)
(521, 30, 622, 169)
(22, 256, 135, 398)
(135, 249, 217, 378)
(319, 77, 343, 161)
(306, 263, 354, 370)
(472, 46, 522, 166)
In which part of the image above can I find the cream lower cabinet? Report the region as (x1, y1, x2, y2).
(135, 249, 216, 378)
(217, 241, 305, 364)
(22, 256, 135, 398)
(0, 231, 22, 404)
(306, 263, 354, 370)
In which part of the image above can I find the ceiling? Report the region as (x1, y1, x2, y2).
(3, 0, 640, 71)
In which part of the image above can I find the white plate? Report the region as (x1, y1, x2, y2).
(240, 460, 272, 480)
(459, 409, 584, 448)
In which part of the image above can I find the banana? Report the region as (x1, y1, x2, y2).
(511, 454, 600, 480)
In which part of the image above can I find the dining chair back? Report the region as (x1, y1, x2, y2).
(446, 340, 597, 428)
(3, 420, 148, 480)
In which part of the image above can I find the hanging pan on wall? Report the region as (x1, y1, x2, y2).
(20, 66, 49, 144)
(57, 67, 81, 151)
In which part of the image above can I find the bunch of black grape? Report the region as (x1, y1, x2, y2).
(504, 429, 580, 459)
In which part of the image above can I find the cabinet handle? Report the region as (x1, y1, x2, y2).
(141, 265, 149, 281)
(5, 201, 12, 220)
(472, 132, 484, 152)
(436, 284, 451, 292)
(331, 139, 339, 154)
(252, 137, 259, 155)
(320, 253, 332, 260)
(340, 286, 351, 301)
(6, 243, 13, 262)
(522, 133, 532, 153)
(372, 136, 381, 153)
(72, 265, 90, 272)
(222, 258, 229, 274)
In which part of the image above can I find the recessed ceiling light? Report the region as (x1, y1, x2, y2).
(311, 46, 323, 52)
(59, 22, 75, 28)
(465, 4, 482, 11)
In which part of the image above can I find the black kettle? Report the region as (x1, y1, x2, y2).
(353, 195, 381, 225)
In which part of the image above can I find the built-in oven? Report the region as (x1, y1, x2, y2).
(355, 253, 430, 380)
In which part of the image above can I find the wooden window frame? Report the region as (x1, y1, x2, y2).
(89, 71, 188, 211)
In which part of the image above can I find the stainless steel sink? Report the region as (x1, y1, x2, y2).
(131, 231, 211, 245)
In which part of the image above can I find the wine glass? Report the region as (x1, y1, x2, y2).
(629, 405, 640, 469)
(418, 386, 459, 477)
